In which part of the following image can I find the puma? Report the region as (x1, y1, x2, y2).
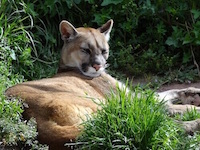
(5, 19, 119, 149)
(5, 19, 200, 149)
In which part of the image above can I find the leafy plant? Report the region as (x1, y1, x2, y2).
(0, 0, 48, 148)
(0, 0, 58, 80)
(89, 0, 200, 80)
(0, 95, 48, 149)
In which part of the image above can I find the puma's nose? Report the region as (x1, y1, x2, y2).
(93, 64, 102, 71)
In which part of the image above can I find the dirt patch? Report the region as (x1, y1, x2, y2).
(131, 77, 200, 92)
(158, 81, 200, 92)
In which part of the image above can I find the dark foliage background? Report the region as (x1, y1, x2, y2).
(1, 0, 200, 148)
(2, 0, 200, 81)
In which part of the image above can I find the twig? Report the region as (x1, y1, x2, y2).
(191, 48, 200, 77)
(185, 21, 200, 77)
(32, 57, 58, 65)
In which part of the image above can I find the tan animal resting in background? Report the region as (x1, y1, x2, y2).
(5, 19, 200, 149)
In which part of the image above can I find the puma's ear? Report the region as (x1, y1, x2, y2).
(98, 19, 113, 41)
(59, 20, 78, 41)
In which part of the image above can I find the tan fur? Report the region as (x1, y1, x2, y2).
(5, 20, 116, 149)
(6, 72, 117, 148)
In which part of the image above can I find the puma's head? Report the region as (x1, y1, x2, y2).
(58, 19, 113, 77)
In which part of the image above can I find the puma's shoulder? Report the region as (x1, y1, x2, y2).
(6, 71, 117, 102)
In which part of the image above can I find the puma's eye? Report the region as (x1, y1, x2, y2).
(81, 48, 91, 54)
(102, 49, 107, 54)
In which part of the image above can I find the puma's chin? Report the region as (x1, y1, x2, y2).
(81, 66, 105, 77)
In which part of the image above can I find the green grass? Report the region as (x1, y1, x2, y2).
(174, 108, 200, 121)
(70, 84, 200, 150)
(74, 85, 184, 150)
